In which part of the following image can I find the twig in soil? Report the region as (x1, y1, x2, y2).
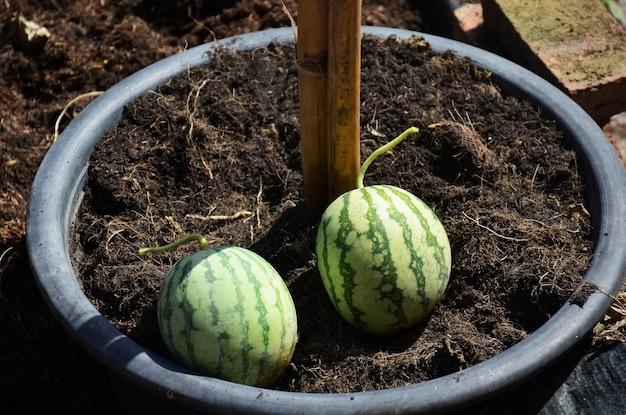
(464, 111, 476, 132)
(462, 212, 529, 242)
(104, 219, 142, 255)
(186, 211, 253, 222)
(451, 101, 465, 126)
(246, 178, 265, 243)
(200, 157, 214, 179)
(186, 78, 211, 142)
(447, 109, 457, 122)
(53, 91, 104, 141)
(105, 229, 132, 256)
(531, 271, 550, 298)
(445, 336, 467, 366)
(145, 191, 155, 227)
(256, 178, 263, 229)
(280, 0, 297, 42)
(531, 164, 540, 190)
(165, 216, 183, 234)
(473, 173, 495, 187)
(524, 218, 548, 228)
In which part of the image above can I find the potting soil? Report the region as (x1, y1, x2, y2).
(73, 37, 593, 392)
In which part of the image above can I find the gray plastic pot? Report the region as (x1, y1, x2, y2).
(26, 27, 626, 414)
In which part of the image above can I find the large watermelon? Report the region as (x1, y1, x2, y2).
(158, 246, 298, 386)
(316, 128, 452, 335)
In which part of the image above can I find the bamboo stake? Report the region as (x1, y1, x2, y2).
(327, 0, 362, 200)
(298, 0, 330, 209)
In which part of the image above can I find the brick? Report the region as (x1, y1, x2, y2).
(603, 112, 626, 166)
(483, 0, 626, 124)
(452, 3, 505, 52)
(455, 3, 484, 37)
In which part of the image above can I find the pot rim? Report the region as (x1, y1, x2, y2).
(26, 27, 626, 414)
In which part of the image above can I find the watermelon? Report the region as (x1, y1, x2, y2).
(157, 246, 298, 386)
(315, 128, 452, 335)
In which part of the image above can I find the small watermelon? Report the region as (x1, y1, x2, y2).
(157, 246, 298, 386)
(316, 127, 452, 335)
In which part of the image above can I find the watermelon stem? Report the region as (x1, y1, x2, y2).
(357, 126, 419, 188)
(138, 234, 209, 256)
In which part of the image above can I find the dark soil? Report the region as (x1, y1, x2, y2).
(73, 37, 593, 393)
(0, 0, 425, 412)
(202, 0, 423, 40)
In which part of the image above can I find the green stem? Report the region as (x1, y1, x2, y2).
(357, 126, 419, 189)
(138, 234, 209, 256)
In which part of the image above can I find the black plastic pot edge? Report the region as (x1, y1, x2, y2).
(26, 27, 626, 415)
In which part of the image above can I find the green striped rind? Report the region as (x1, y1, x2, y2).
(316, 185, 451, 335)
(157, 247, 298, 386)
